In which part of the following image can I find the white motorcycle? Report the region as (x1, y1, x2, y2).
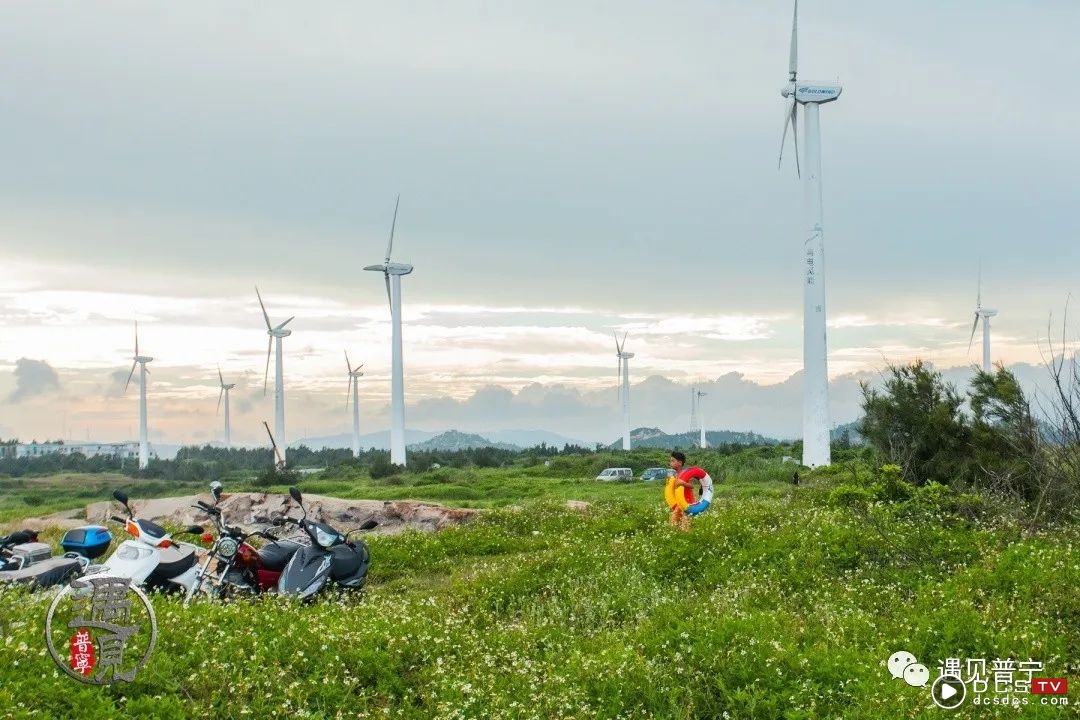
(81, 489, 205, 593)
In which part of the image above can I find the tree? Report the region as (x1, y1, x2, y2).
(967, 365, 1039, 499)
(859, 361, 970, 485)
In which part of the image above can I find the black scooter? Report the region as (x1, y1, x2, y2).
(0, 530, 83, 588)
(275, 487, 377, 600)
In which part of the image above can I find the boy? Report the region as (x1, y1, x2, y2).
(669, 451, 714, 524)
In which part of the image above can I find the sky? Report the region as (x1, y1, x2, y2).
(1, 1, 1078, 447)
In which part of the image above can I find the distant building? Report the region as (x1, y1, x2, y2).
(7, 442, 143, 460)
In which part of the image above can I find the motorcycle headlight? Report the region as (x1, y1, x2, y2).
(217, 536, 240, 559)
(314, 527, 340, 549)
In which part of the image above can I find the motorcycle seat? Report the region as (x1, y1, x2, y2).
(259, 540, 303, 572)
(148, 544, 196, 581)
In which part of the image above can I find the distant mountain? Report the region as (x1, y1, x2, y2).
(408, 430, 520, 452)
(291, 428, 585, 452)
(479, 429, 589, 449)
(606, 427, 780, 450)
(290, 429, 438, 451)
(831, 420, 866, 446)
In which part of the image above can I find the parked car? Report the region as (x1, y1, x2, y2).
(595, 467, 633, 482)
(640, 467, 675, 481)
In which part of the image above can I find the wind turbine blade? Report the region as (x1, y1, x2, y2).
(263, 337, 272, 396)
(345, 350, 352, 374)
(789, 0, 799, 78)
(613, 330, 621, 355)
(976, 263, 984, 310)
(968, 314, 980, 352)
(778, 99, 800, 177)
(134, 320, 139, 357)
(345, 376, 352, 409)
(217, 387, 223, 415)
(778, 98, 793, 169)
(384, 273, 392, 308)
(385, 194, 400, 263)
(621, 331, 628, 352)
(124, 361, 137, 393)
(218, 365, 224, 388)
(791, 104, 801, 178)
(255, 286, 273, 330)
(275, 316, 295, 331)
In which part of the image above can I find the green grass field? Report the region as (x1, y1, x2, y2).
(1, 462, 1077, 718)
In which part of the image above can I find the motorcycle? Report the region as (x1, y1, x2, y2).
(82, 489, 205, 593)
(185, 481, 303, 604)
(0, 529, 84, 588)
(276, 486, 377, 600)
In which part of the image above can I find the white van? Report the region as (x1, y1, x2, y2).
(595, 467, 633, 482)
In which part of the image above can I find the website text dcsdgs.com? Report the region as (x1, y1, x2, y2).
(972, 695, 1070, 707)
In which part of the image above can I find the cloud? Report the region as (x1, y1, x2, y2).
(104, 369, 133, 398)
(8, 358, 60, 402)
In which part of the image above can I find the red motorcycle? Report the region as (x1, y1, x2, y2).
(185, 482, 303, 604)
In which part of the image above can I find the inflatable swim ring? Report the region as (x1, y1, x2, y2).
(664, 475, 690, 511)
(677, 467, 715, 516)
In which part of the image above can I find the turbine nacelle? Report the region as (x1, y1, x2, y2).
(134, 356, 154, 364)
(782, 82, 842, 104)
(618, 352, 635, 360)
(978, 308, 998, 318)
(364, 262, 414, 276)
(268, 328, 293, 338)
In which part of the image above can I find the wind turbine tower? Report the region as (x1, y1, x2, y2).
(123, 322, 153, 470)
(778, 0, 841, 468)
(969, 270, 997, 373)
(614, 332, 634, 450)
(689, 387, 698, 436)
(345, 351, 364, 458)
(364, 196, 413, 466)
(256, 287, 295, 465)
(217, 366, 236, 449)
(696, 389, 708, 449)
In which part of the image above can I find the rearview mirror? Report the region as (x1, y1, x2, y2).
(210, 480, 222, 502)
(360, 519, 379, 531)
(184, 525, 204, 535)
(289, 487, 302, 504)
(112, 489, 129, 506)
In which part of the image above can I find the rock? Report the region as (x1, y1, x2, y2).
(565, 500, 591, 512)
(84, 492, 480, 535)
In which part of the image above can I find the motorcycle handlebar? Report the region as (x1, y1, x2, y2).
(195, 501, 220, 515)
(110, 515, 127, 524)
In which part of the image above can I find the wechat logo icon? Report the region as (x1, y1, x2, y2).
(888, 650, 930, 687)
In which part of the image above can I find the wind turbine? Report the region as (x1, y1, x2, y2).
(216, 366, 236, 449)
(345, 351, 364, 458)
(778, 0, 841, 468)
(614, 332, 634, 450)
(123, 321, 153, 470)
(363, 196, 413, 466)
(968, 268, 997, 373)
(256, 287, 294, 465)
(696, 389, 708, 449)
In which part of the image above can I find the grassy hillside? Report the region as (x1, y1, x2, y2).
(1, 462, 1077, 718)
